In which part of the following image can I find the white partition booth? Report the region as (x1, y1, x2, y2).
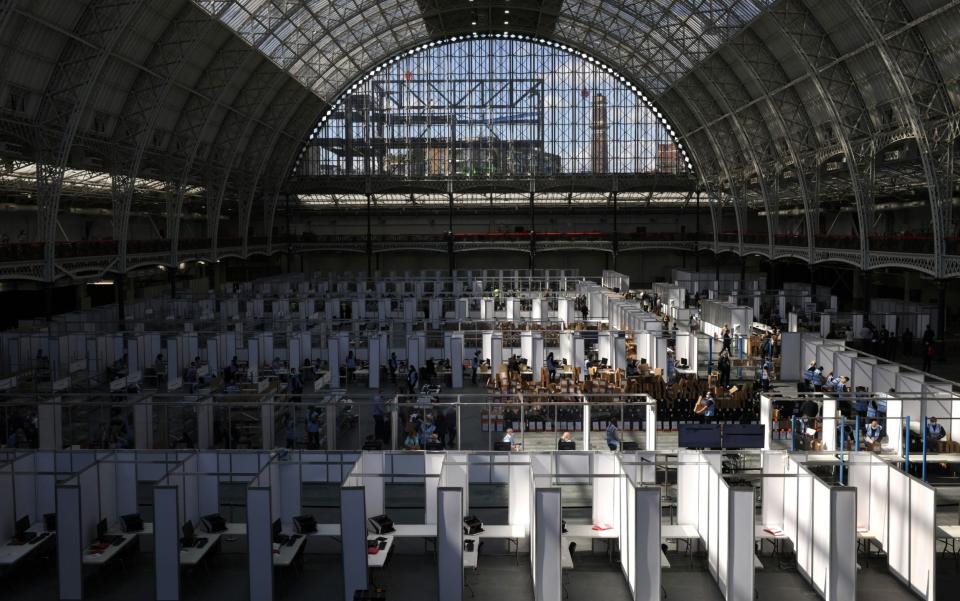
(338, 451, 443, 601)
(676, 451, 756, 601)
(847, 453, 937, 600)
(759, 452, 858, 601)
(528, 451, 663, 601)
(1, 450, 98, 601)
(152, 450, 273, 601)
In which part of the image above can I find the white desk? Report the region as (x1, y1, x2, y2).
(662, 524, 699, 540)
(83, 534, 139, 566)
(562, 525, 619, 563)
(856, 527, 883, 566)
(180, 533, 222, 567)
(367, 535, 393, 568)
(935, 525, 960, 561)
(661, 524, 699, 566)
(463, 536, 479, 569)
(312, 524, 341, 537)
(0, 525, 53, 568)
(273, 536, 307, 568)
(477, 524, 525, 562)
(107, 522, 154, 553)
(561, 540, 669, 569)
(389, 524, 437, 555)
(756, 525, 788, 550)
(391, 524, 438, 538)
(563, 524, 619, 539)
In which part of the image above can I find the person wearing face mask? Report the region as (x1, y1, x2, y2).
(926, 416, 946, 446)
(863, 419, 883, 451)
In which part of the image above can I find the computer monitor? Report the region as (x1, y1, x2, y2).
(493, 442, 512, 451)
(425, 442, 445, 451)
(96, 518, 108, 541)
(272, 519, 282, 540)
(557, 440, 576, 451)
(677, 423, 722, 448)
(15, 515, 30, 538)
(182, 520, 195, 543)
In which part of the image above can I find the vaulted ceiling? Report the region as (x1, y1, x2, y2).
(0, 0, 958, 277)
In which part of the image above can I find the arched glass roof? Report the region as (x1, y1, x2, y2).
(293, 36, 692, 182)
(192, 0, 775, 100)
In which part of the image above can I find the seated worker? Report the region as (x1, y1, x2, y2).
(926, 417, 946, 445)
(503, 427, 521, 451)
(822, 372, 838, 392)
(557, 431, 575, 450)
(810, 366, 824, 391)
(638, 358, 651, 376)
(863, 419, 883, 450)
(402, 423, 420, 450)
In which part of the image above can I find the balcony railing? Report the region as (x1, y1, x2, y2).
(0, 234, 957, 278)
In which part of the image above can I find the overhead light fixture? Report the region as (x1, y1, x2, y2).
(88, 280, 114, 286)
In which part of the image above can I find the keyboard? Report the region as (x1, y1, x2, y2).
(18, 532, 38, 544)
(29, 532, 48, 545)
(195, 538, 208, 548)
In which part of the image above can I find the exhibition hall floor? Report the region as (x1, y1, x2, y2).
(5, 546, 956, 601)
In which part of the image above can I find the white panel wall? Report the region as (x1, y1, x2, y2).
(340, 487, 368, 601)
(437, 488, 464, 601)
(829, 488, 857, 601)
(154, 486, 181, 601)
(534, 489, 562, 601)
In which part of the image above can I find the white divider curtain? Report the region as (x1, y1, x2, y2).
(437, 488, 464, 601)
(591, 453, 620, 527)
(888, 467, 937, 600)
(787, 456, 857, 601)
(534, 488, 562, 601)
(247, 464, 274, 601)
(340, 486, 368, 601)
(678, 451, 754, 601)
(617, 459, 661, 601)
(154, 486, 180, 601)
(440, 453, 470, 514)
(56, 482, 83, 601)
(847, 453, 934, 600)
